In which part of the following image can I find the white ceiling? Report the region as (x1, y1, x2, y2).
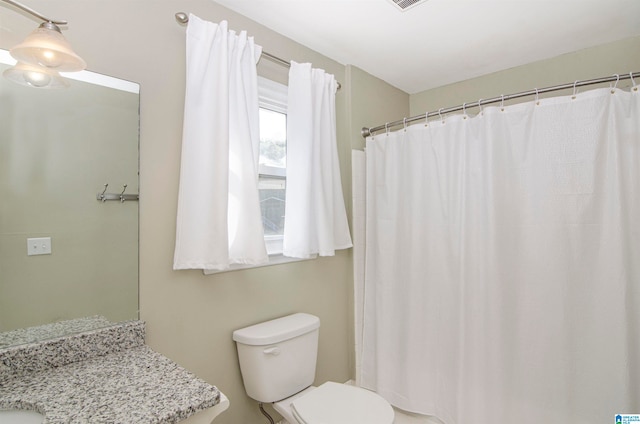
(213, 0, 640, 94)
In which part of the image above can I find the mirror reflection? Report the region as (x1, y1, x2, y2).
(0, 49, 140, 348)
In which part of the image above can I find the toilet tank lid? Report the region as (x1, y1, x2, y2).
(233, 313, 320, 346)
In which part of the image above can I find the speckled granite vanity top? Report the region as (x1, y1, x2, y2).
(0, 321, 220, 423)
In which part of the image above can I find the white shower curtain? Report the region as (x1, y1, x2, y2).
(360, 86, 640, 424)
(283, 62, 352, 258)
(174, 15, 267, 271)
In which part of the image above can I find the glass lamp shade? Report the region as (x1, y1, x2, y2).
(3, 61, 70, 88)
(10, 22, 86, 72)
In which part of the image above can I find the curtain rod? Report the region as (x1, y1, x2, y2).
(174, 12, 341, 90)
(362, 71, 640, 138)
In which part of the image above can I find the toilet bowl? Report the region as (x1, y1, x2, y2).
(232, 313, 394, 424)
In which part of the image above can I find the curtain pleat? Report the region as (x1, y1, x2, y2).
(360, 86, 640, 424)
(174, 15, 267, 271)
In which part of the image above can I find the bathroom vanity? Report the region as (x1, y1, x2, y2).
(0, 321, 228, 423)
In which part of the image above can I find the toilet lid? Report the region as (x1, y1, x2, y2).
(291, 382, 394, 424)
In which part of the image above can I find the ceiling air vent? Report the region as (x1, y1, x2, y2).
(388, 0, 429, 11)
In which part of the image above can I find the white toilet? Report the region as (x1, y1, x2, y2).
(233, 313, 394, 424)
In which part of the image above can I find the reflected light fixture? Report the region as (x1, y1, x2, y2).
(3, 60, 70, 88)
(1, 0, 85, 87)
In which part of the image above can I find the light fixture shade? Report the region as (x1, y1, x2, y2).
(10, 22, 86, 72)
(3, 61, 70, 88)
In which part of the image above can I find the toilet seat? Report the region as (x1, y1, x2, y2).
(290, 382, 394, 424)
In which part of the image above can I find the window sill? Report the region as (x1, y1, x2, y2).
(202, 253, 317, 275)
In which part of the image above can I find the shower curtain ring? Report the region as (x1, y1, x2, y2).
(500, 94, 505, 111)
(631, 72, 638, 91)
(478, 99, 484, 115)
(424, 112, 429, 127)
(385, 122, 390, 136)
(403, 118, 407, 131)
(572, 80, 579, 99)
(462, 102, 467, 119)
(611, 74, 620, 93)
(535, 88, 540, 105)
(438, 108, 444, 123)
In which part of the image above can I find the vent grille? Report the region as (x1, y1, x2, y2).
(388, 0, 428, 11)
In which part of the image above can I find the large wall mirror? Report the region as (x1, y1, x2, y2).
(0, 49, 139, 348)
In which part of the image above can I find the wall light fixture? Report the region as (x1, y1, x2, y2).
(1, 0, 85, 88)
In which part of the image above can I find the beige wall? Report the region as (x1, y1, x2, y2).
(410, 35, 640, 116)
(345, 65, 410, 151)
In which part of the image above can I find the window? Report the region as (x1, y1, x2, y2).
(258, 77, 288, 255)
(204, 77, 316, 273)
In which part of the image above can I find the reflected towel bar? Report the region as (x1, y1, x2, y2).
(97, 184, 139, 202)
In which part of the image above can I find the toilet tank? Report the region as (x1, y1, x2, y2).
(232, 313, 320, 403)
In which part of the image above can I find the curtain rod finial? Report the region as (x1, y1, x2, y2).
(175, 12, 188, 24)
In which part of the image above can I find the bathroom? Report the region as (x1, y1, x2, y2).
(0, 0, 638, 423)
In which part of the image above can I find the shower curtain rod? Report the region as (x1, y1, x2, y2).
(174, 12, 341, 90)
(362, 71, 640, 138)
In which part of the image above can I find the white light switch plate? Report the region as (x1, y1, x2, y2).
(27, 237, 52, 256)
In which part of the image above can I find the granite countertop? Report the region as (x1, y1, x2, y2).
(0, 316, 113, 349)
(0, 321, 221, 423)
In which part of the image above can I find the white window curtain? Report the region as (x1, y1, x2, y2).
(283, 61, 353, 258)
(173, 14, 268, 271)
(359, 86, 640, 423)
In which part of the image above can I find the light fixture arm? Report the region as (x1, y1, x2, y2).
(0, 0, 67, 25)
